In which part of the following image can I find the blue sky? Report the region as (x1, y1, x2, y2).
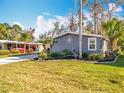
(0, 0, 75, 28)
(0, 0, 124, 39)
(0, 0, 124, 27)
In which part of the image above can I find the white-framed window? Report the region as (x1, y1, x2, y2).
(88, 38, 97, 51)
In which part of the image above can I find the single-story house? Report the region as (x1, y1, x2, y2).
(0, 40, 43, 53)
(52, 32, 108, 54)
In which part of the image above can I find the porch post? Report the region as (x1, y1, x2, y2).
(28, 44, 31, 51)
(24, 43, 26, 53)
(36, 43, 38, 49)
(2, 43, 4, 49)
(16, 43, 18, 50)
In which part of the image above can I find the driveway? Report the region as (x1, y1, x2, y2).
(0, 54, 38, 65)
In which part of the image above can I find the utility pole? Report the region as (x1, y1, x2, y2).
(79, 0, 82, 59)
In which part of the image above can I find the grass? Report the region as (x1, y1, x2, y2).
(0, 59, 124, 93)
(0, 52, 37, 59)
(103, 55, 124, 67)
(10, 52, 36, 57)
(0, 55, 9, 58)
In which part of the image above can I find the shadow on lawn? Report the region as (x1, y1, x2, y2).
(101, 55, 124, 68)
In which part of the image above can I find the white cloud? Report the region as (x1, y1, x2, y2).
(54, 15, 69, 26)
(114, 6, 123, 12)
(34, 16, 54, 39)
(109, 3, 123, 12)
(42, 12, 51, 16)
(84, 13, 92, 21)
(13, 21, 24, 29)
(109, 3, 116, 11)
(34, 15, 69, 39)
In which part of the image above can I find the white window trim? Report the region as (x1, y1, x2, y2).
(88, 38, 97, 51)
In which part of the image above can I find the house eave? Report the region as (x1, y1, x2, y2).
(54, 32, 107, 40)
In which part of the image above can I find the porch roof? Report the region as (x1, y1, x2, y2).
(0, 40, 18, 44)
(0, 40, 41, 45)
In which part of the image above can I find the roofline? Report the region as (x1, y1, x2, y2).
(54, 32, 102, 38)
(0, 40, 42, 45)
(54, 32, 109, 41)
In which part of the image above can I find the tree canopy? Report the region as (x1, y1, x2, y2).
(0, 23, 34, 42)
(102, 17, 124, 52)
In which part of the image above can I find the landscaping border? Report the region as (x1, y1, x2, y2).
(94, 55, 120, 64)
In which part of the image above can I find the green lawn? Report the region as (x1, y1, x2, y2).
(0, 55, 9, 58)
(103, 55, 124, 67)
(0, 58, 124, 93)
(0, 52, 36, 59)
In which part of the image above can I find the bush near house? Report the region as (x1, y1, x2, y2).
(0, 50, 10, 55)
(82, 52, 89, 59)
(62, 49, 73, 57)
(62, 49, 74, 58)
(39, 49, 105, 61)
(47, 50, 74, 59)
(39, 51, 48, 60)
(95, 53, 105, 60)
(48, 52, 64, 59)
(10, 49, 20, 54)
(105, 51, 117, 59)
(87, 53, 104, 61)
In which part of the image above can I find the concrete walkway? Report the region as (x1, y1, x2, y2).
(0, 54, 38, 65)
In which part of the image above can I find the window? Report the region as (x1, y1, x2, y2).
(88, 38, 97, 51)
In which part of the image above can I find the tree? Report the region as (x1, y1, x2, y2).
(102, 17, 124, 51)
(0, 22, 35, 42)
(11, 24, 22, 41)
(86, 21, 93, 34)
(0, 23, 9, 40)
(53, 22, 60, 36)
(20, 28, 35, 42)
(38, 22, 61, 52)
(20, 33, 32, 42)
(118, 34, 124, 54)
(68, 12, 78, 32)
(39, 33, 54, 52)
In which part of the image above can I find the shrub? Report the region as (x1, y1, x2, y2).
(39, 52, 47, 60)
(48, 52, 64, 59)
(62, 49, 73, 57)
(88, 53, 104, 61)
(87, 54, 96, 60)
(82, 52, 89, 59)
(95, 54, 104, 60)
(105, 51, 117, 59)
(11, 49, 20, 54)
(113, 50, 120, 56)
(0, 50, 9, 55)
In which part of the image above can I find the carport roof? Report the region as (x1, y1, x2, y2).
(0, 40, 41, 45)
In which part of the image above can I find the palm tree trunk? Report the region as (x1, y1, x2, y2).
(94, 0, 97, 34)
(79, 0, 83, 59)
(110, 39, 118, 51)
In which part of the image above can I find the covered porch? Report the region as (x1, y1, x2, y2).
(0, 40, 41, 53)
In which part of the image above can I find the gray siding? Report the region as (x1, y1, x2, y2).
(52, 34, 103, 53)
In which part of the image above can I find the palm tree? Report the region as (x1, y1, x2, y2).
(102, 18, 124, 51)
